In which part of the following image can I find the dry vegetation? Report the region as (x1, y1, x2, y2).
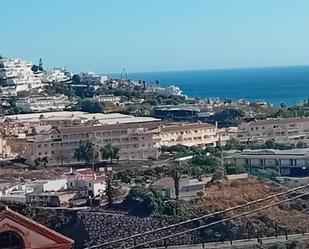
(0, 163, 69, 183)
(193, 177, 309, 235)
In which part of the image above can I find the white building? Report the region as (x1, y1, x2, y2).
(42, 68, 71, 83)
(153, 123, 230, 148)
(94, 94, 121, 104)
(224, 148, 309, 177)
(66, 168, 106, 197)
(0, 179, 68, 203)
(15, 94, 70, 112)
(153, 85, 183, 97)
(100, 75, 108, 84)
(0, 57, 44, 96)
(79, 71, 101, 84)
(237, 117, 309, 146)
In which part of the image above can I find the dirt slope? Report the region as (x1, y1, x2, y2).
(193, 177, 309, 235)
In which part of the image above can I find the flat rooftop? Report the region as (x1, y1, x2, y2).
(3, 111, 161, 125)
(225, 148, 309, 159)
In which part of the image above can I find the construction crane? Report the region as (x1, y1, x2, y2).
(120, 68, 128, 81)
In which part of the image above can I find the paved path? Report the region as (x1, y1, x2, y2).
(152, 233, 309, 248)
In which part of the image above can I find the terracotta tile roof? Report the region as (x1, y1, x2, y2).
(67, 168, 106, 182)
(0, 206, 74, 244)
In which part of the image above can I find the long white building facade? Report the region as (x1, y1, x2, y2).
(0, 57, 43, 96)
(237, 117, 309, 146)
(15, 94, 70, 112)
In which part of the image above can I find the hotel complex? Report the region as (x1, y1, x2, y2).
(237, 117, 309, 146)
(154, 123, 230, 147)
(0, 111, 231, 166)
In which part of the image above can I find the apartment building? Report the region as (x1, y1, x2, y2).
(79, 71, 102, 84)
(42, 68, 71, 83)
(94, 94, 121, 105)
(23, 122, 160, 166)
(1, 112, 162, 160)
(154, 123, 230, 148)
(224, 149, 309, 176)
(237, 117, 309, 145)
(15, 94, 70, 112)
(0, 112, 160, 136)
(0, 57, 43, 96)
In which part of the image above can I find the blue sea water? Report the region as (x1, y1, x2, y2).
(114, 66, 309, 106)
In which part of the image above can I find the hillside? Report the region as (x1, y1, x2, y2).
(193, 177, 309, 237)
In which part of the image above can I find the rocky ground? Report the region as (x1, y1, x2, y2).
(0, 162, 69, 183)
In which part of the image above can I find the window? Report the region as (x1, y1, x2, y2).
(0, 231, 24, 249)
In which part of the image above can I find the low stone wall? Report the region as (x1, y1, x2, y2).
(77, 211, 173, 247)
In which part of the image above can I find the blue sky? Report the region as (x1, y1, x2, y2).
(1, 0, 309, 73)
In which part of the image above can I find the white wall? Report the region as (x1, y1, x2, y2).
(42, 179, 68, 192)
(92, 182, 106, 196)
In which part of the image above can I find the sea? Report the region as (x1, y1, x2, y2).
(110, 66, 309, 106)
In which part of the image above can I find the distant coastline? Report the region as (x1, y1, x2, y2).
(109, 65, 309, 106)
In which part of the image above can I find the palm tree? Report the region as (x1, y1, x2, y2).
(100, 144, 120, 163)
(33, 156, 48, 169)
(55, 149, 69, 166)
(172, 169, 180, 200)
(74, 140, 98, 165)
(167, 163, 182, 200)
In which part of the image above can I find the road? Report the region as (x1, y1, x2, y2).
(152, 233, 309, 248)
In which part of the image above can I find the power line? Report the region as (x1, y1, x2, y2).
(85, 183, 309, 249)
(128, 191, 309, 249)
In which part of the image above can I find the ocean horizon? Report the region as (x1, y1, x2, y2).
(108, 65, 309, 106)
